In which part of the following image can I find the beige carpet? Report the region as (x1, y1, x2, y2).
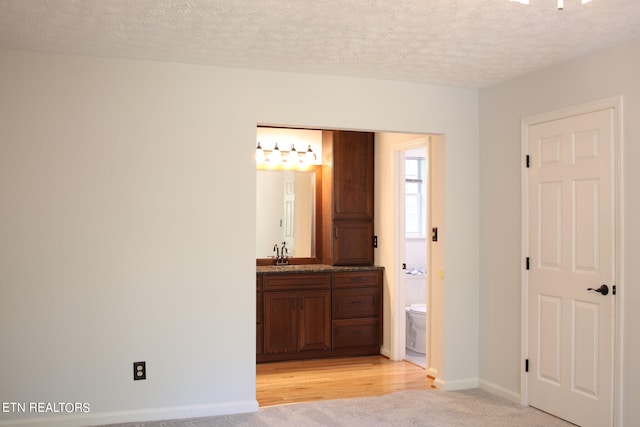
(104, 389, 574, 426)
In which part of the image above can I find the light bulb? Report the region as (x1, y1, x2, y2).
(304, 145, 316, 164)
(270, 143, 282, 163)
(256, 142, 265, 163)
(288, 145, 299, 163)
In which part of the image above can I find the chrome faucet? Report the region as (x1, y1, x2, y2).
(274, 241, 289, 265)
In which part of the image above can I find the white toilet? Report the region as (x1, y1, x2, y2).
(405, 303, 427, 354)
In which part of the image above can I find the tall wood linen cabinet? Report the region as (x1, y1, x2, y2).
(322, 130, 375, 266)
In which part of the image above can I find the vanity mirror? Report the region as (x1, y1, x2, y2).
(256, 165, 323, 264)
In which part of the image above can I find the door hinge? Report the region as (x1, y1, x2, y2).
(526, 154, 530, 168)
(373, 235, 378, 248)
(525, 359, 529, 372)
(526, 257, 530, 270)
(613, 285, 616, 295)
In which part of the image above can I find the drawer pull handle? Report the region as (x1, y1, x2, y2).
(351, 330, 362, 335)
(351, 300, 362, 305)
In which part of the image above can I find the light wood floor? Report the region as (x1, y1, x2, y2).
(256, 356, 435, 407)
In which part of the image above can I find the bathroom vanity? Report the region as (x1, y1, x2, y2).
(256, 265, 383, 362)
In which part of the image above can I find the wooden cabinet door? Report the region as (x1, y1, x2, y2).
(332, 131, 374, 221)
(256, 275, 263, 354)
(298, 290, 331, 351)
(264, 292, 298, 354)
(333, 220, 374, 265)
(256, 292, 264, 354)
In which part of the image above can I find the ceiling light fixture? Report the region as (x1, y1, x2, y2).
(510, 0, 593, 10)
(256, 142, 317, 166)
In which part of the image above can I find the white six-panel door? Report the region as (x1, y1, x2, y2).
(527, 109, 615, 427)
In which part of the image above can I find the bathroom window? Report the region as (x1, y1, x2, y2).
(405, 157, 426, 238)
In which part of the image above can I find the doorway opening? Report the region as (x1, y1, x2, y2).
(255, 127, 445, 397)
(401, 146, 429, 368)
(388, 136, 432, 370)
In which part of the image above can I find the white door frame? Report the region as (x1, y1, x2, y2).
(391, 136, 431, 366)
(520, 96, 625, 425)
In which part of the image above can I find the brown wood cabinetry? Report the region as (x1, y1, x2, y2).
(331, 131, 374, 220)
(263, 291, 298, 353)
(261, 273, 331, 359)
(257, 268, 382, 362)
(332, 220, 374, 266)
(264, 290, 331, 353)
(322, 130, 375, 265)
(332, 270, 382, 349)
(256, 275, 263, 354)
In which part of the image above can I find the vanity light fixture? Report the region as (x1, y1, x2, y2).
(510, 0, 592, 9)
(256, 142, 317, 165)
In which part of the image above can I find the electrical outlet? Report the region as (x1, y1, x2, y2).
(133, 361, 146, 380)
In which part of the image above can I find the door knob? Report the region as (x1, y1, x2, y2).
(587, 284, 609, 295)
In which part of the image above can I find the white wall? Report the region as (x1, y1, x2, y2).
(0, 48, 479, 426)
(479, 37, 640, 424)
(405, 240, 426, 272)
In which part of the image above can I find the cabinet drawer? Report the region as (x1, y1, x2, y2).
(333, 318, 380, 349)
(332, 288, 380, 319)
(263, 273, 331, 292)
(333, 271, 380, 289)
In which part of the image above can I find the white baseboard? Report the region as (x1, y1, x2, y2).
(478, 379, 521, 404)
(433, 376, 478, 391)
(0, 400, 259, 427)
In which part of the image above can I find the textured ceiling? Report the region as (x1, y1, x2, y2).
(1, 0, 639, 88)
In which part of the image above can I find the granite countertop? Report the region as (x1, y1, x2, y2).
(256, 264, 384, 274)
